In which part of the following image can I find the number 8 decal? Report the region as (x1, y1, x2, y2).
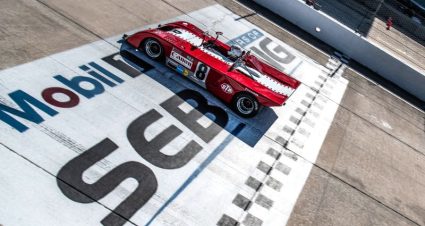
(194, 61, 210, 82)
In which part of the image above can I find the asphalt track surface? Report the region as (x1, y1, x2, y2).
(0, 0, 425, 226)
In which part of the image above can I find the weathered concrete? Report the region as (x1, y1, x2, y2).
(0, 0, 96, 69)
(37, 0, 215, 37)
(287, 167, 417, 226)
(1, 0, 424, 225)
(0, 0, 215, 70)
(316, 100, 425, 225)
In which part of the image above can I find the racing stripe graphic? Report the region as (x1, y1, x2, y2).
(236, 66, 296, 97)
(258, 74, 295, 97)
(167, 29, 233, 65)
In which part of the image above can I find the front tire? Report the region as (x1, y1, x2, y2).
(232, 93, 259, 118)
(142, 38, 164, 60)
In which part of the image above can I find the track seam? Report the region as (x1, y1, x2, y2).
(35, 0, 119, 49)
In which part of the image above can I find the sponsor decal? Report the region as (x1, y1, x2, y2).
(183, 68, 190, 76)
(166, 58, 178, 69)
(176, 64, 185, 74)
(177, 65, 191, 76)
(170, 48, 193, 69)
(221, 83, 233, 94)
(167, 59, 191, 76)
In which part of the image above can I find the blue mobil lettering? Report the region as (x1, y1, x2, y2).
(0, 52, 152, 132)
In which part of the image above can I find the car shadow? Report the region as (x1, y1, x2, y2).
(117, 40, 278, 147)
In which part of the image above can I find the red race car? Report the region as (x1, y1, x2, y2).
(123, 21, 300, 117)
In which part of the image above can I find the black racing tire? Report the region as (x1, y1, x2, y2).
(232, 92, 260, 118)
(141, 38, 164, 61)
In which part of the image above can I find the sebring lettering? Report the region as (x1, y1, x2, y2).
(0, 52, 147, 132)
(58, 89, 229, 226)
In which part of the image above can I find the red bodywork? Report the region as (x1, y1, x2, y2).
(125, 21, 301, 107)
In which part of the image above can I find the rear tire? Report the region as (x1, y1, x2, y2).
(141, 38, 164, 61)
(232, 92, 259, 118)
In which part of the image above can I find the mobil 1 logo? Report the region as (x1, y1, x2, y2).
(0, 46, 232, 226)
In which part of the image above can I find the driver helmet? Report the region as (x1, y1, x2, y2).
(228, 45, 243, 59)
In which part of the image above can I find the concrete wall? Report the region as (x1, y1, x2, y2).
(255, 0, 425, 101)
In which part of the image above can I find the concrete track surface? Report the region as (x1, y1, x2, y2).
(0, 0, 424, 226)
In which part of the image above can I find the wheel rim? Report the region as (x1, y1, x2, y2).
(145, 40, 162, 58)
(237, 97, 254, 115)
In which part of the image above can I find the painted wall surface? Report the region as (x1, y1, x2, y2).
(255, 0, 425, 101)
